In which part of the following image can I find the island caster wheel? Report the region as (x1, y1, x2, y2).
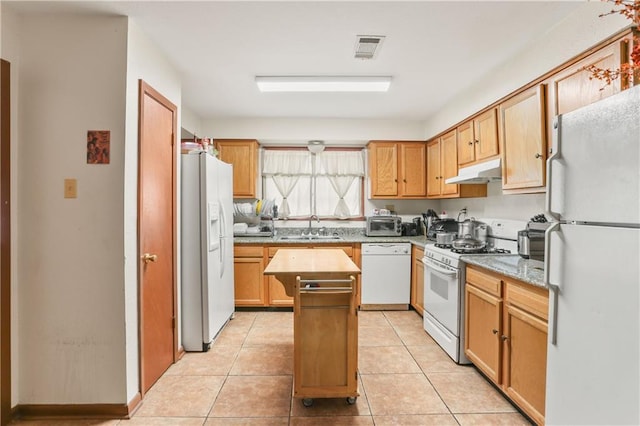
(302, 398, 313, 407)
(346, 397, 357, 405)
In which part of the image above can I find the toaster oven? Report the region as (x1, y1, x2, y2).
(366, 216, 402, 237)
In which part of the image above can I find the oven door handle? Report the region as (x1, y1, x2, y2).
(422, 259, 457, 276)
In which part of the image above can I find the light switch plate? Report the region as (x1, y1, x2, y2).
(64, 178, 77, 198)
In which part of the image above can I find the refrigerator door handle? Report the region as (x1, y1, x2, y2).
(544, 221, 560, 345)
(545, 116, 562, 222)
(219, 203, 227, 278)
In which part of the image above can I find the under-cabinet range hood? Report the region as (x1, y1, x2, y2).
(445, 158, 502, 184)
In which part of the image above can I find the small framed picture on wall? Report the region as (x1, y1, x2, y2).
(87, 130, 110, 164)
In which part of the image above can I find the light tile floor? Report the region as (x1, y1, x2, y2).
(12, 310, 533, 425)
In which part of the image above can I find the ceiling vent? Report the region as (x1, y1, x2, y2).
(354, 35, 385, 60)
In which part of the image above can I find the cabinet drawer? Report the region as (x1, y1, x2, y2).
(466, 266, 502, 297)
(505, 279, 549, 321)
(234, 245, 264, 257)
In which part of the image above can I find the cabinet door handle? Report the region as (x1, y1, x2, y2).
(492, 329, 498, 335)
(535, 153, 543, 159)
(435, 176, 439, 180)
(403, 179, 407, 183)
(394, 179, 398, 182)
(474, 140, 479, 144)
(468, 141, 473, 146)
(501, 335, 509, 341)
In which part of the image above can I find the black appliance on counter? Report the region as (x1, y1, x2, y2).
(402, 216, 427, 236)
(426, 218, 458, 240)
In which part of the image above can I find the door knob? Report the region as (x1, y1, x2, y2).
(535, 153, 543, 159)
(142, 253, 158, 264)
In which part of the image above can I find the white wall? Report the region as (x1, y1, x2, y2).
(16, 14, 128, 403)
(202, 117, 425, 146)
(0, 2, 22, 409)
(440, 184, 545, 222)
(423, 2, 629, 138)
(124, 18, 182, 403)
(181, 106, 202, 138)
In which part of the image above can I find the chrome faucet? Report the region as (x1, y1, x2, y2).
(306, 214, 320, 236)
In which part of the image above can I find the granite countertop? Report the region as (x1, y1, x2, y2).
(233, 230, 432, 249)
(460, 254, 546, 289)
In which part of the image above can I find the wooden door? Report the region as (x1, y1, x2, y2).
(465, 284, 502, 384)
(440, 130, 459, 197)
(0, 59, 11, 426)
(457, 120, 475, 165)
(426, 139, 441, 197)
(503, 304, 548, 425)
(501, 85, 547, 190)
(138, 80, 177, 395)
(475, 108, 499, 161)
(399, 143, 426, 197)
(368, 142, 398, 198)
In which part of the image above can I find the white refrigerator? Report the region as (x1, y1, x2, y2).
(545, 86, 640, 424)
(181, 151, 235, 352)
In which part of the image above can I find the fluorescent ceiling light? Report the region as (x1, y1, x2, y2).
(255, 76, 392, 92)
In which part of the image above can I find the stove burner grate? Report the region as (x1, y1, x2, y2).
(451, 247, 512, 254)
(435, 243, 452, 249)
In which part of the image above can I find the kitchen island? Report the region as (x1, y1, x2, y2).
(264, 249, 361, 406)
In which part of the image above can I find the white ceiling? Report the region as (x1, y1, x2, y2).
(7, 1, 583, 122)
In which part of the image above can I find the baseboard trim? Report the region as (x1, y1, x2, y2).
(127, 392, 142, 418)
(16, 394, 142, 420)
(360, 303, 409, 311)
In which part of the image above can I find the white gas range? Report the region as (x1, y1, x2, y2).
(422, 218, 526, 364)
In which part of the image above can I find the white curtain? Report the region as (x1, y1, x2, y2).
(262, 150, 312, 218)
(317, 151, 365, 218)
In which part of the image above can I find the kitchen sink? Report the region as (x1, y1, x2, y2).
(278, 235, 343, 241)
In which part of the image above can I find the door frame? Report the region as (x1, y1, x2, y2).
(137, 80, 178, 396)
(1, 59, 12, 426)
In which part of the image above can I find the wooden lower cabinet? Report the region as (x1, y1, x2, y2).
(295, 281, 358, 400)
(235, 243, 358, 307)
(465, 265, 549, 425)
(410, 246, 425, 315)
(234, 246, 266, 306)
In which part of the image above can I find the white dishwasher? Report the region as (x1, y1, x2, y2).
(360, 243, 412, 310)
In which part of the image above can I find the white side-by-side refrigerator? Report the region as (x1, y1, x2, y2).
(181, 151, 234, 351)
(545, 86, 640, 424)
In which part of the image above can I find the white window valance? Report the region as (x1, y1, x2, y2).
(317, 150, 365, 176)
(262, 150, 312, 176)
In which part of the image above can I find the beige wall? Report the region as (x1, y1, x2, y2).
(16, 14, 129, 403)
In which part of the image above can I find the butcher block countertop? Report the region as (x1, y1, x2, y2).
(264, 248, 361, 276)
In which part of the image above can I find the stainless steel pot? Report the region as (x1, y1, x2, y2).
(452, 236, 486, 252)
(457, 218, 487, 240)
(436, 231, 457, 245)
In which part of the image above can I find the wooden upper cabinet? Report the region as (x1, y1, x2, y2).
(426, 139, 441, 198)
(500, 85, 547, 191)
(457, 108, 499, 166)
(427, 131, 486, 199)
(368, 141, 426, 199)
(440, 130, 459, 197)
(369, 142, 398, 197)
(427, 132, 455, 198)
(399, 142, 427, 197)
(551, 38, 630, 117)
(214, 139, 259, 198)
